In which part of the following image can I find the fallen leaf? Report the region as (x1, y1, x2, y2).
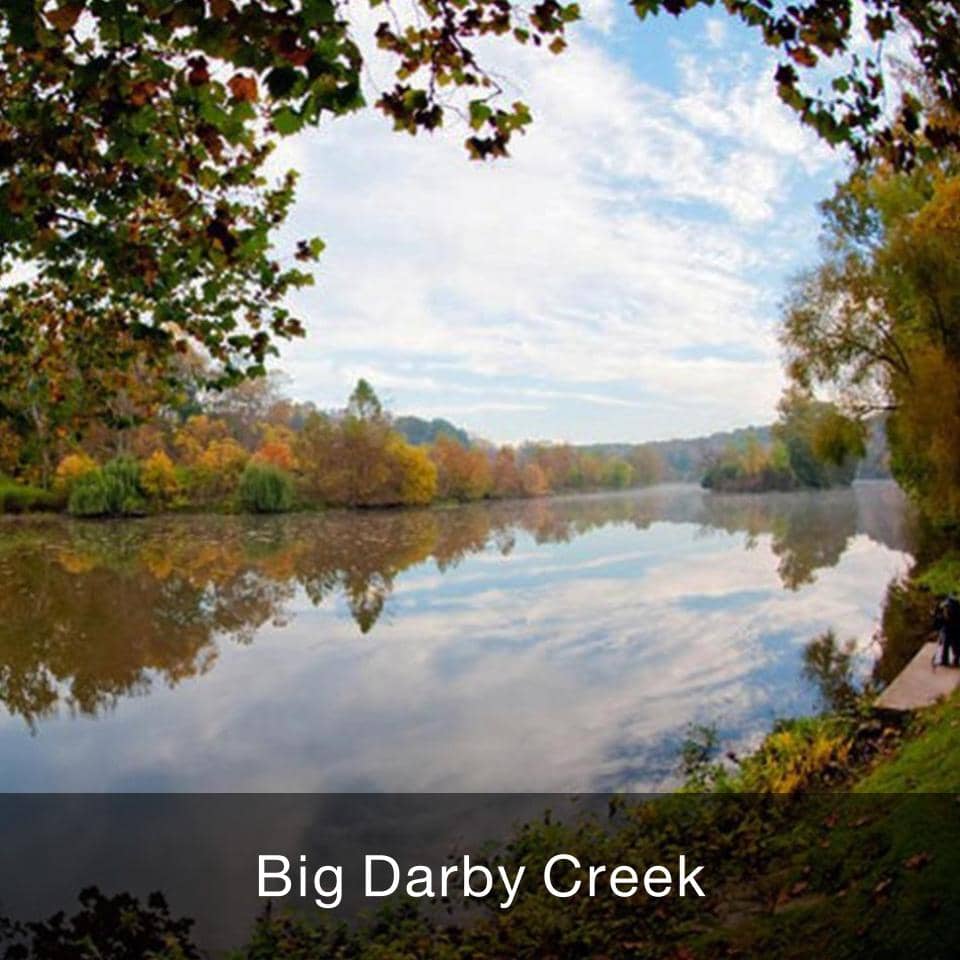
(873, 877, 893, 897)
(903, 852, 932, 870)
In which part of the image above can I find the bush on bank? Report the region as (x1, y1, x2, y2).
(238, 463, 295, 514)
(68, 458, 146, 518)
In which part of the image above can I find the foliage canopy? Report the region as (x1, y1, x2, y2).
(2, 0, 959, 410)
(781, 154, 960, 523)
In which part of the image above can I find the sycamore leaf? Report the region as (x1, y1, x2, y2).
(46, 3, 84, 33)
(228, 74, 259, 103)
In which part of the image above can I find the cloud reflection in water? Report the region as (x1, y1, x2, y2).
(0, 483, 914, 791)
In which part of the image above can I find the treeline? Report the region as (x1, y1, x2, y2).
(14, 379, 667, 517)
(700, 393, 865, 494)
(581, 417, 889, 487)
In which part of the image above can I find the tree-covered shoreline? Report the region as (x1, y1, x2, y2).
(0, 378, 672, 518)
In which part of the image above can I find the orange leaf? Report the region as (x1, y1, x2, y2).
(789, 46, 818, 68)
(228, 74, 259, 103)
(47, 3, 83, 33)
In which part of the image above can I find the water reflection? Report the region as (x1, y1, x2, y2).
(0, 483, 914, 790)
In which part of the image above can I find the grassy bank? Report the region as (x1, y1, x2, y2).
(222, 693, 960, 959)
(696, 691, 960, 960)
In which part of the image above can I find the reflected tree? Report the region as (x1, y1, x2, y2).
(699, 490, 861, 590)
(0, 483, 912, 726)
(802, 630, 859, 713)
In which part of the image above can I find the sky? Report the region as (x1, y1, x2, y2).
(268, 1, 848, 444)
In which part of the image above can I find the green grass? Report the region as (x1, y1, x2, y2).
(0, 476, 61, 513)
(690, 692, 960, 959)
(915, 551, 960, 595)
(856, 689, 960, 792)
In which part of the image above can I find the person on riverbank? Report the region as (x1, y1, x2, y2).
(934, 595, 960, 668)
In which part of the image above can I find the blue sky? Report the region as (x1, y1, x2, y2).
(269, 1, 847, 444)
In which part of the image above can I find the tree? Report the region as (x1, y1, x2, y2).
(629, 445, 664, 487)
(206, 373, 291, 448)
(173, 414, 230, 465)
(521, 462, 549, 497)
(193, 436, 249, 501)
(347, 379, 383, 422)
(0, 2, 578, 399)
(602, 458, 633, 489)
(774, 390, 864, 489)
(54, 451, 98, 494)
(781, 158, 960, 521)
(492, 445, 525, 498)
(431, 435, 492, 501)
(252, 436, 296, 471)
(293, 410, 341, 503)
(634, 1, 960, 167)
(140, 450, 181, 506)
(385, 436, 438, 506)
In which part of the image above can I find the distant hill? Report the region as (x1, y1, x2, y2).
(580, 415, 890, 482)
(394, 413, 890, 482)
(579, 425, 774, 482)
(394, 415, 471, 448)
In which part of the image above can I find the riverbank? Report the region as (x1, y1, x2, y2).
(228, 690, 959, 959)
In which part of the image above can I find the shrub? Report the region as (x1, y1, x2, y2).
(68, 457, 145, 517)
(67, 471, 110, 516)
(140, 450, 180, 506)
(238, 463, 294, 513)
(736, 716, 853, 793)
(54, 452, 98, 494)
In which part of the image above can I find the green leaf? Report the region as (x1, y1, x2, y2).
(272, 107, 303, 135)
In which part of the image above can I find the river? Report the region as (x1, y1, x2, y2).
(0, 481, 915, 791)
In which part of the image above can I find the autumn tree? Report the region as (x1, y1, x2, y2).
(384, 436, 438, 506)
(293, 411, 342, 503)
(173, 415, 230, 465)
(629, 445, 665, 487)
(207, 373, 292, 448)
(141, 450, 181, 506)
(492, 445, 525, 498)
(431, 435, 492, 502)
(520, 462, 549, 497)
(781, 156, 960, 521)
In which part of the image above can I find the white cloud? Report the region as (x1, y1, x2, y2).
(265, 13, 839, 442)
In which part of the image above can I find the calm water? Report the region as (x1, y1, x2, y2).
(0, 482, 914, 792)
